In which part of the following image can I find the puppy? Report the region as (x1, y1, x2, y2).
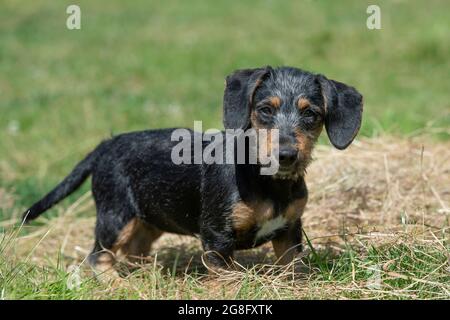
(23, 66, 363, 275)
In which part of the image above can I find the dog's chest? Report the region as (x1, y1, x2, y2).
(254, 215, 288, 241)
(231, 198, 306, 247)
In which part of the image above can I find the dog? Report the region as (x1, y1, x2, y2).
(23, 66, 363, 277)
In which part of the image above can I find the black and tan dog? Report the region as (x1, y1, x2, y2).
(23, 66, 363, 276)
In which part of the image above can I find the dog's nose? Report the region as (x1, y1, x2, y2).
(278, 147, 297, 167)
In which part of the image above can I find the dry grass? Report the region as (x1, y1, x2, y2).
(306, 135, 449, 245)
(1, 135, 449, 299)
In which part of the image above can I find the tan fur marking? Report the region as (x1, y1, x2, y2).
(250, 110, 260, 129)
(294, 124, 323, 163)
(249, 112, 278, 161)
(232, 201, 274, 235)
(95, 252, 115, 270)
(284, 197, 307, 222)
(297, 97, 310, 110)
(112, 218, 163, 262)
(90, 218, 163, 281)
(258, 128, 278, 158)
(266, 129, 272, 157)
(294, 129, 313, 164)
(268, 96, 281, 108)
(271, 199, 306, 265)
(118, 222, 163, 263)
(91, 252, 120, 282)
(272, 237, 298, 265)
(112, 218, 138, 251)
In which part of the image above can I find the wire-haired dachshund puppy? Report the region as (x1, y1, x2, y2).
(23, 66, 363, 277)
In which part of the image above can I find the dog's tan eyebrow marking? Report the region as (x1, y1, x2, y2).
(297, 97, 310, 110)
(268, 96, 281, 108)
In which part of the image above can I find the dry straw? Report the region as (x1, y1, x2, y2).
(2, 135, 449, 299)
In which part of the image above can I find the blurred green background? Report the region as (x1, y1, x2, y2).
(0, 0, 449, 218)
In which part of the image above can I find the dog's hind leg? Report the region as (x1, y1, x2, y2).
(88, 208, 163, 281)
(87, 210, 127, 282)
(88, 166, 164, 281)
(87, 193, 137, 282)
(118, 220, 163, 265)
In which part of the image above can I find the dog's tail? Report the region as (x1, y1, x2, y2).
(22, 141, 109, 223)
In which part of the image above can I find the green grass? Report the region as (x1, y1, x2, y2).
(1, 223, 448, 299)
(0, 0, 449, 299)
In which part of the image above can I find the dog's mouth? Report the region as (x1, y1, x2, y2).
(258, 150, 310, 180)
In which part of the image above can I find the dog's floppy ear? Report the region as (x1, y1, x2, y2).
(223, 66, 272, 129)
(318, 75, 363, 150)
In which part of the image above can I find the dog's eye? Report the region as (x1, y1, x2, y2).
(302, 110, 316, 119)
(258, 106, 274, 116)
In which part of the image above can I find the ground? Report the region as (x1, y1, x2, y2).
(2, 136, 449, 299)
(0, 0, 449, 299)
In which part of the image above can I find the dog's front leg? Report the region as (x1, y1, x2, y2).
(200, 224, 235, 272)
(271, 218, 303, 265)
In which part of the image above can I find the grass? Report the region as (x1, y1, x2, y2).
(0, 0, 449, 299)
(1, 216, 449, 299)
(1, 136, 449, 299)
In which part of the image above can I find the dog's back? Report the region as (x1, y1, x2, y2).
(90, 128, 203, 235)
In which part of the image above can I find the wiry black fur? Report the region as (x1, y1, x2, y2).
(23, 66, 363, 270)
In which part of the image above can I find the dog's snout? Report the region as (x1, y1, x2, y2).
(278, 147, 297, 167)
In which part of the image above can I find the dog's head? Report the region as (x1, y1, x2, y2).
(223, 66, 363, 179)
